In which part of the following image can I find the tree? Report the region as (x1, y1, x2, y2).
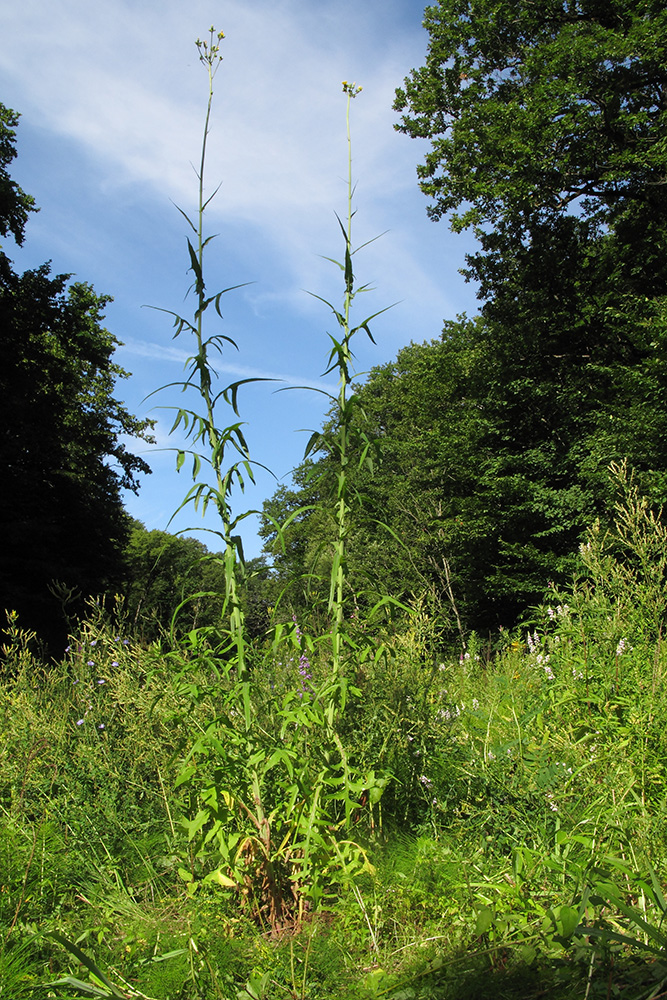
(123, 521, 275, 643)
(0, 103, 35, 246)
(259, 319, 494, 630)
(381, 0, 667, 626)
(394, 0, 667, 236)
(122, 522, 224, 641)
(262, 277, 667, 633)
(0, 103, 154, 647)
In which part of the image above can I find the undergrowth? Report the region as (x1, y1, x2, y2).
(2, 20, 667, 1000)
(0, 465, 667, 997)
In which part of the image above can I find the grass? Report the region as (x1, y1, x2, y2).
(2, 25, 666, 1000)
(2, 476, 667, 999)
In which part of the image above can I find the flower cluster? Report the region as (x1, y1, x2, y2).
(527, 631, 555, 680)
(342, 80, 362, 98)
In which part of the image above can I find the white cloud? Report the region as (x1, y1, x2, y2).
(0, 0, 444, 305)
(121, 337, 338, 392)
(0, 0, 482, 550)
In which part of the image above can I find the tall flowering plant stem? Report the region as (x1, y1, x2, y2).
(305, 82, 392, 691)
(149, 29, 264, 721)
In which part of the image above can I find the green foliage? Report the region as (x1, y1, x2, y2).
(8, 12, 667, 1000)
(1, 469, 667, 998)
(0, 102, 36, 246)
(356, 0, 667, 634)
(122, 520, 231, 642)
(171, 634, 379, 935)
(0, 105, 154, 649)
(395, 0, 667, 235)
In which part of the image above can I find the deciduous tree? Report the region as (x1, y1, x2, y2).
(0, 104, 154, 647)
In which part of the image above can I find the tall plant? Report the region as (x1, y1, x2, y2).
(304, 81, 390, 684)
(150, 28, 260, 699)
(165, 69, 389, 935)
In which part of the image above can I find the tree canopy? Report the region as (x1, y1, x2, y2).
(260, 1, 667, 637)
(0, 102, 154, 647)
(394, 0, 667, 235)
(0, 103, 36, 245)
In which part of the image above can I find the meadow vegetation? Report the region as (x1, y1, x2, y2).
(3, 463, 667, 999)
(3, 3, 667, 997)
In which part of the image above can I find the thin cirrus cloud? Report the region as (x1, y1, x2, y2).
(0, 0, 480, 553)
(0, 0, 470, 347)
(0, 1, 422, 212)
(122, 337, 338, 394)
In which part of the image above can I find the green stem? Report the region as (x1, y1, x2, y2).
(330, 86, 358, 680)
(195, 31, 246, 680)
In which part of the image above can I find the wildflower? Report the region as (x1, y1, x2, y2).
(90, 640, 97, 647)
(98, 723, 105, 730)
(87, 660, 95, 667)
(616, 638, 632, 656)
(111, 661, 119, 668)
(122, 639, 130, 646)
(472, 698, 479, 710)
(419, 775, 433, 789)
(527, 631, 541, 654)
(65, 645, 71, 653)
(97, 679, 106, 685)
(298, 652, 312, 680)
(76, 719, 84, 726)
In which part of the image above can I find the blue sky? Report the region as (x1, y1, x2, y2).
(0, 0, 480, 559)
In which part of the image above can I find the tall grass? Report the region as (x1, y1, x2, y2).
(3, 463, 667, 996)
(3, 28, 667, 1000)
